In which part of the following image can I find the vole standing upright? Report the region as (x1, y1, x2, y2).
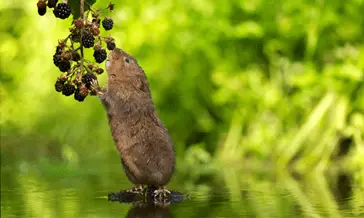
(92, 48, 175, 198)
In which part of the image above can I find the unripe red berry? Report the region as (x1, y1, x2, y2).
(96, 68, 104, 74)
(79, 84, 89, 97)
(59, 75, 68, 82)
(37, 0, 47, 16)
(74, 19, 84, 29)
(91, 27, 100, 36)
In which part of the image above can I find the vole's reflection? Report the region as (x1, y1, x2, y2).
(125, 204, 172, 218)
(108, 189, 185, 217)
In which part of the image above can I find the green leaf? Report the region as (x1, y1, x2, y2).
(68, 0, 97, 19)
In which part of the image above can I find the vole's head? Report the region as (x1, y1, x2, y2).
(105, 48, 144, 82)
(105, 48, 150, 93)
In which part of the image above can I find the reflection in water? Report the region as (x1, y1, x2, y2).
(336, 173, 352, 201)
(107, 188, 185, 206)
(125, 205, 172, 218)
(107, 188, 185, 218)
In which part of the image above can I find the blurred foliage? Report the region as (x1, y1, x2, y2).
(1, 0, 364, 217)
(0, 0, 364, 187)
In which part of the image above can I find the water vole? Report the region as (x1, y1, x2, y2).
(93, 48, 175, 198)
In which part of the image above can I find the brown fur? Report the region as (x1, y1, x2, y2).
(100, 48, 175, 187)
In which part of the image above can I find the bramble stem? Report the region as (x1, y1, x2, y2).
(80, 0, 85, 58)
(78, 0, 85, 81)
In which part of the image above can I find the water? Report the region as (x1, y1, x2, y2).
(1, 160, 363, 218)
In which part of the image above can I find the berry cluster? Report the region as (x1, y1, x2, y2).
(37, 0, 71, 19)
(36, 1, 116, 102)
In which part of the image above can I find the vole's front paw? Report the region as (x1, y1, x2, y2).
(90, 79, 106, 98)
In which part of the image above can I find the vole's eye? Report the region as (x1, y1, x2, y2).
(124, 58, 130, 64)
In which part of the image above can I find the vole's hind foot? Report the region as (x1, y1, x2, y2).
(153, 186, 171, 200)
(126, 184, 144, 194)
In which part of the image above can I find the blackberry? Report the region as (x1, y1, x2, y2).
(53, 54, 61, 67)
(58, 60, 71, 72)
(91, 27, 100, 36)
(72, 51, 81, 61)
(102, 18, 114, 30)
(74, 19, 83, 28)
(37, 1, 47, 16)
(62, 83, 75, 96)
(74, 85, 88, 102)
(55, 80, 64, 92)
(79, 85, 89, 96)
(87, 64, 94, 70)
(81, 32, 95, 48)
(82, 73, 97, 89)
(71, 32, 81, 42)
(55, 45, 63, 55)
(74, 88, 86, 102)
(47, 0, 58, 8)
(59, 75, 68, 82)
(107, 42, 116, 50)
(53, 3, 71, 19)
(93, 48, 107, 63)
(96, 68, 104, 75)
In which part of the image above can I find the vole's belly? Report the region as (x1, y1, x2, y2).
(110, 121, 174, 186)
(120, 141, 174, 186)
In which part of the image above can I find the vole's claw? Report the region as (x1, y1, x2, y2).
(126, 184, 144, 194)
(90, 79, 105, 97)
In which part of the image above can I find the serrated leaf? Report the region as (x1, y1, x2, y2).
(68, 0, 97, 19)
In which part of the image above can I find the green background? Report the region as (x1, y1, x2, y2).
(1, 0, 364, 217)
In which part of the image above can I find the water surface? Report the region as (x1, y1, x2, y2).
(1, 160, 363, 218)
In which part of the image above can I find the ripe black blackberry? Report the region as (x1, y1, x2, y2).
(37, 1, 47, 16)
(81, 32, 95, 48)
(107, 42, 116, 50)
(58, 60, 71, 72)
(47, 0, 58, 8)
(55, 45, 63, 55)
(74, 88, 86, 102)
(55, 79, 64, 92)
(102, 18, 114, 30)
(62, 83, 75, 96)
(82, 73, 97, 89)
(72, 51, 81, 61)
(53, 3, 71, 19)
(71, 32, 81, 42)
(53, 54, 61, 67)
(93, 48, 107, 63)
